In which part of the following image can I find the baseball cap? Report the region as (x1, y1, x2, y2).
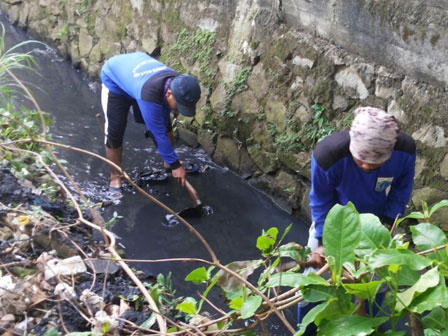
(170, 74, 201, 117)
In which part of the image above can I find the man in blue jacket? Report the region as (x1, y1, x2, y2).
(307, 106, 416, 268)
(100, 52, 201, 194)
(298, 107, 416, 334)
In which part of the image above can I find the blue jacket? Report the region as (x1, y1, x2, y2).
(309, 131, 416, 239)
(101, 52, 180, 165)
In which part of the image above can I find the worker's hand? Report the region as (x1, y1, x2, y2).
(307, 245, 326, 269)
(172, 166, 186, 187)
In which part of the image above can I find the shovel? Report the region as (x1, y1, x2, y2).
(165, 180, 206, 226)
(178, 180, 204, 218)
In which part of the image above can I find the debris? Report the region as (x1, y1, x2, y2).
(54, 282, 76, 300)
(42, 255, 87, 280)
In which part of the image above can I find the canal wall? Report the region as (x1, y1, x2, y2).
(2, 0, 448, 225)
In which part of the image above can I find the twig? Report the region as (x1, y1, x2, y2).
(197, 291, 227, 316)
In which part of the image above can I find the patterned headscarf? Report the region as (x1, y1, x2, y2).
(349, 107, 400, 164)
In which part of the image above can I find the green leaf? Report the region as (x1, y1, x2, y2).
(396, 211, 425, 225)
(276, 242, 307, 262)
(229, 296, 244, 310)
(265, 272, 329, 288)
(185, 267, 208, 284)
(396, 267, 440, 312)
(66, 333, 101, 336)
(356, 214, 391, 257)
(140, 313, 156, 329)
(422, 307, 448, 331)
(323, 202, 361, 280)
(240, 295, 262, 319)
(411, 223, 448, 251)
(411, 280, 448, 314)
(429, 200, 448, 217)
(176, 297, 197, 316)
(296, 299, 338, 335)
(369, 249, 432, 271)
(302, 284, 335, 302)
(43, 328, 60, 336)
(256, 227, 278, 252)
(318, 315, 388, 336)
(343, 280, 383, 300)
(167, 327, 178, 333)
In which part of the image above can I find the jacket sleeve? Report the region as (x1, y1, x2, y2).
(309, 154, 338, 239)
(383, 151, 416, 220)
(137, 99, 180, 166)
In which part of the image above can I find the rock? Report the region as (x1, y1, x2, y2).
(441, 154, 448, 179)
(335, 66, 369, 100)
(217, 60, 241, 84)
(0, 226, 13, 240)
(414, 156, 426, 180)
(412, 125, 447, 148)
(375, 83, 398, 99)
(332, 95, 348, 112)
(231, 90, 259, 115)
(0, 314, 15, 330)
(301, 185, 312, 222)
(213, 136, 254, 173)
(142, 37, 158, 55)
(292, 55, 314, 69)
(294, 105, 312, 124)
(277, 151, 311, 179)
(78, 28, 93, 58)
(387, 100, 407, 124)
(247, 145, 277, 174)
(177, 127, 199, 148)
(209, 83, 226, 113)
(412, 187, 448, 227)
(89, 43, 103, 64)
(197, 129, 215, 156)
(265, 96, 287, 132)
(251, 122, 274, 151)
(247, 63, 269, 99)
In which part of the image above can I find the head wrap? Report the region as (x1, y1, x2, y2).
(349, 107, 400, 164)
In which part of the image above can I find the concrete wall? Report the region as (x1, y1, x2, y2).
(1, 0, 448, 224)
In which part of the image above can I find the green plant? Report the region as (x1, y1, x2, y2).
(58, 24, 69, 40)
(161, 28, 216, 87)
(105, 211, 123, 229)
(303, 104, 335, 148)
(75, 0, 90, 18)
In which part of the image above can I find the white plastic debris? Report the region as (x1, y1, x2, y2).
(0, 275, 15, 296)
(80, 289, 104, 310)
(44, 255, 87, 280)
(93, 310, 119, 335)
(54, 282, 76, 300)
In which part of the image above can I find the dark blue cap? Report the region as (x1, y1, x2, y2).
(170, 74, 201, 117)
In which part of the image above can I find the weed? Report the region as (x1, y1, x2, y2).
(58, 24, 69, 40)
(161, 28, 216, 87)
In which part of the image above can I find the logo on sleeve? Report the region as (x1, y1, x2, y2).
(375, 177, 393, 193)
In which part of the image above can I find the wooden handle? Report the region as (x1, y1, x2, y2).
(185, 180, 201, 207)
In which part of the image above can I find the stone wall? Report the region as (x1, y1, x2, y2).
(1, 0, 448, 224)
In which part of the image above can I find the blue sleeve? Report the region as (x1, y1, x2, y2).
(137, 100, 179, 165)
(309, 154, 338, 238)
(383, 152, 416, 219)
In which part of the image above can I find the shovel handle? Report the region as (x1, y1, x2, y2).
(185, 180, 202, 207)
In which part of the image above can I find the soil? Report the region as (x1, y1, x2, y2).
(0, 166, 157, 335)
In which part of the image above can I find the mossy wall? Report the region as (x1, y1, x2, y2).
(2, 0, 448, 223)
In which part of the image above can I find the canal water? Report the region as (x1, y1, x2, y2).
(2, 14, 311, 334)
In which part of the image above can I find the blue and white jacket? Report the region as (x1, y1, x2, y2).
(101, 52, 180, 167)
(309, 130, 416, 239)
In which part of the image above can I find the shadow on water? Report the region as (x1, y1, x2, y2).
(2, 13, 311, 334)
